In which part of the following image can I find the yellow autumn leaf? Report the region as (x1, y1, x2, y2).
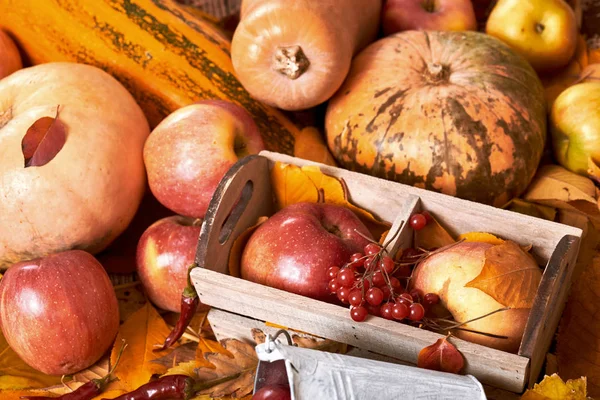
(196, 337, 231, 369)
(521, 374, 587, 400)
(293, 127, 337, 167)
(0, 376, 48, 390)
(114, 281, 148, 324)
(229, 216, 268, 278)
(525, 165, 597, 203)
(110, 302, 177, 391)
(457, 232, 504, 245)
(0, 331, 61, 388)
(0, 390, 54, 400)
(271, 162, 391, 239)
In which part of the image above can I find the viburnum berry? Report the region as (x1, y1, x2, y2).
(379, 303, 394, 320)
(364, 243, 381, 256)
(327, 266, 340, 280)
(379, 256, 394, 274)
(328, 279, 339, 294)
(423, 293, 440, 306)
(409, 213, 428, 230)
(349, 253, 365, 268)
(410, 289, 424, 303)
(348, 289, 363, 307)
(350, 306, 368, 322)
(337, 287, 350, 304)
(409, 303, 425, 321)
(392, 302, 409, 320)
(372, 271, 386, 287)
(389, 277, 402, 291)
(363, 255, 377, 271)
(366, 287, 384, 306)
(337, 268, 355, 288)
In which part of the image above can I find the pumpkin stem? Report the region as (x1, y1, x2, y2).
(273, 45, 310, 80)
(425, 62, 450, 84)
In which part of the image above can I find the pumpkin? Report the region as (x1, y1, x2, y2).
(325, 31, 547, 207)
(0, 0, 299, 157)
(0, 29, 22, 79)
(231, 0, 381, 111)
(0, 63, 149, 269)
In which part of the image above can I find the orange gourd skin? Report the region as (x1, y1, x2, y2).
(0, 30, 22, 79)
(0, 0, 299, 155)
(231, 0, 382, 111)
(326, 31, 547, 207)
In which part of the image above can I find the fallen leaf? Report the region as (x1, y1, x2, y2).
(457, 232, 504, 245)
(196, 337, 231, 369)
(0, 390, 54, 400)
(229, 216, 268, 278)
(414, 215, 455, 251)
(162, 360, 198, 378)
(270, 162, 391, 239)
(417, 335, 464, 374)
(21, 106, 67, 168)
(523, 165, 600, 228)
(293, 127, 337, 167)
(114, 281, 148, 324)
(588, 157, 600, 183)
(110, 302, 176, 391)
(466, 241, 542, 308)
(0, 331, 61, 388)
(503, 198, 557, 221)
(194, 339, 258, 398)
(40, 355, 110, 395)
(557, 251, 600, 396)
(521, 374, 587, 400)
(151, 342, 198, 368)
(0, 376, 48, 390)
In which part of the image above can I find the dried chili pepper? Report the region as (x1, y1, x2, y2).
(154, 264, 199, 352)
(104, 372, 241, 400)
(21, 341, 127, 400)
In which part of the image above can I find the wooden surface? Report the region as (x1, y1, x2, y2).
(192, 152, 584, 393)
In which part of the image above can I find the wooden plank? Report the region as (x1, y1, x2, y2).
(382, 195, 419, 257)
(518, 234, 580, 387)
(192, 267, 529, 392)
(195, 155, 273, 274)
(261, 151, 582, 264)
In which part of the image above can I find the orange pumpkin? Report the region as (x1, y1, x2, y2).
(325, 31, 547, 207)
(0, 63, 149, 269)
(0, 29, 22, 79)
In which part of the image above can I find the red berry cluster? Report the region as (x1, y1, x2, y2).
(327, 213, 438, 323)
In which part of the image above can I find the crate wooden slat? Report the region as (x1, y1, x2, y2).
(191, 151, 582, 393)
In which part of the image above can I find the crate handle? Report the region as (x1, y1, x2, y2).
(195, 155, 274, 275)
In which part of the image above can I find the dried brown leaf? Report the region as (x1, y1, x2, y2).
(151, 342, 197, 368)
(503, 198, 557, 221)
(21, 106, 67, 168)
(194, 339, 258, 398)
(465, 241, 542, 308)
(415, 215, 455, 251)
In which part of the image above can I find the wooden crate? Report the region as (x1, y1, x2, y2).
(190, 151, 582, 393)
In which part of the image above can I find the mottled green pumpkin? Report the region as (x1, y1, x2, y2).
(325, 31, 547, 207)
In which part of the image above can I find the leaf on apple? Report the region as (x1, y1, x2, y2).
(109, 303, 177, 391)
(523, 165, 600, 228)
(417, 335, 464, 374)
(0, 330, 62, 388)
(21, 106, 67, 168)
(521, 374, 587, 400)
(229, 216, 268, 278)
(465, 241, 542, 309)
(270, 162, 391, 240)
(503, 198, 557, 222)
(457, 232, 504, 246)
(194, 338, 258, 398)
(414, 216, 455, 251)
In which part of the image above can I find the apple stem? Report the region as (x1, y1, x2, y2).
(535, 22, 545, 34)
(273, 45, 310, 80)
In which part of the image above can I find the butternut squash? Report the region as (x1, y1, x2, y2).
(231, 0, 382, 111)
(0, 0, 298, 155)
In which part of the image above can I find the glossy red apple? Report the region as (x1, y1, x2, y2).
(136, 215, 202, 312)
(240, 202, 373, 302)
(0, 250, 119, 375)
(143, 100, 265, 219)
(383, 0, 478, 35)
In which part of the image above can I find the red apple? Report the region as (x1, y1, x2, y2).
(240, 202, 373, 302)
(143, 100, 265, 219)
(383, 0, 478, 35)
(0, 250, 119, 375)
(252, 385, 291, 400)
(136, 215, 202, 312)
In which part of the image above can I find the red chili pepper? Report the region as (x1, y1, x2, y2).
(104, 375, 193, 400)
(21, 341, 127, 400)
(155, 264, 199, 352)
